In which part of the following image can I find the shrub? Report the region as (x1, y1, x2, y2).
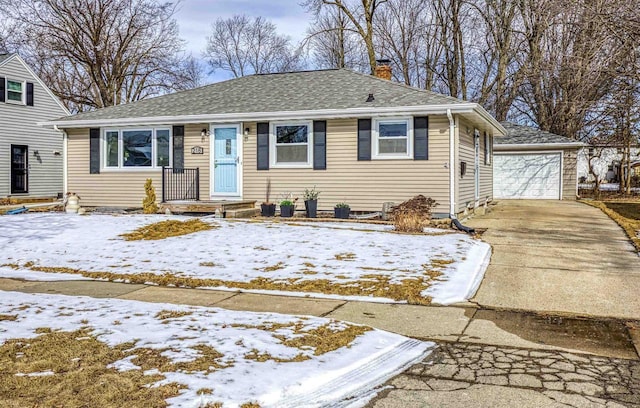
(391, 195, 437, 233)
(142, 179, 159, 214)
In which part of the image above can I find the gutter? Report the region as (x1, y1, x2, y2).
(53, 125, 68, 195)
(494, 142, 586, 150)
(447, 109, 456, 218)
(39, 103, 506, 134)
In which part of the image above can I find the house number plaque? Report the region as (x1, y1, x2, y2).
(191, 146, 204, 155)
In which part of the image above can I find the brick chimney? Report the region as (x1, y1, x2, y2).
(374, 59, 392, 80)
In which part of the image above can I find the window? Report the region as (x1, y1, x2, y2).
(103, 128, 171, 169)
(6, 80, 24, 103)
(156, 129, 170, 167)
(270, 122, 312, 167)
(105, 131, 119, 167)
(373, 118, 412, 159)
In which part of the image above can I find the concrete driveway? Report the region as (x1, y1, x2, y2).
(466, 200, 640, 320)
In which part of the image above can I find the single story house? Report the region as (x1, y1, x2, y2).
(577, 146, 640, 184)
(493, 122, 583, 199)
(43, 65, 505, 218)
(0, 53, 69, 199)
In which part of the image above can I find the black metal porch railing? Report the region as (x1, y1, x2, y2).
(161, 167, 200, 202)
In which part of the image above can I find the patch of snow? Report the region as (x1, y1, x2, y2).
(15, 370, 55, 377)
(0, 291, 434, 407)
(0, 213, 491, 304)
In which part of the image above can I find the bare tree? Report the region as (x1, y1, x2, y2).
(305, 6, 367, 70)
(305, 0, 388, 75)
(517, 0, 629, 139)
(374, 0, 435, 86)
(1, 0, 201, 113)
(205, 15, 301, 78)
(466, 0, 525, 121)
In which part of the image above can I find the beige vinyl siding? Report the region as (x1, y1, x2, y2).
(67, 128, 160, 207)
(479, 133, 493, 201)
(67, 124, 209, 207)
(457, 119, 475, 212)
(0, 57, 68, 198)
(456, 118, 493, 213)
(184, 124, 210, 199)
(562, 149, 578, 199)
(242, 117, 451, 213)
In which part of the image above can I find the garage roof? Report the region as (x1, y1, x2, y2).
(495, 122, 585, 150)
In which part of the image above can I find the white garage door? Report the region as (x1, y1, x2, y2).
(494, 153, 562, 199)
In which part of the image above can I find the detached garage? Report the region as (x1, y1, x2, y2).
(494, 123, 584, 200)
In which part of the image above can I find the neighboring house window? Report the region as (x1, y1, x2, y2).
(103, 128, 171, 169)
(6, 79, 24, 104)
(270, 122, 313, 167)
(373, 118, 412, 159)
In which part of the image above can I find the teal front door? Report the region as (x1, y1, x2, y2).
(212, 126, 240, 196)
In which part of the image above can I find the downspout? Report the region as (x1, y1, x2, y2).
(53, 125, 68, 196)
(446, 109, 456, 218)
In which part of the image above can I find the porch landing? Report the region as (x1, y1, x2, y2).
(159, 200, 258, 218)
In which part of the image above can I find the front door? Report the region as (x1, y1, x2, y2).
(211, 125, 241, 197)
(11, 145, 28, 194)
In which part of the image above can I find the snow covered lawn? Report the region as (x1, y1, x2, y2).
(0, 291, 432, 407)
(0, 213, 491, 305)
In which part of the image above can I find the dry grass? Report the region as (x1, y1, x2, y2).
(0, 329, 184, 408)
(131, 344, 231, 374)
(276, 323, 371, 356)
(155, 310, 193, 320)
(334, 252, 356, 261)
(0, 314, 17, 321)
(120, 219, 215, 241)
(21, 262, 444, 304)
(243, 348, 310, 363)
(257, 262, 285, 272)
(583, 201, 640, 251)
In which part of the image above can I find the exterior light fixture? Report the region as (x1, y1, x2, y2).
(201, 128, 210, 142)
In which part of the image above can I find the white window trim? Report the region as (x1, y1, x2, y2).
(5, 78, 25, 105)
(372, 117, 413, 160)
(269, 120, 313, 168)
(101, 127, 172, 171)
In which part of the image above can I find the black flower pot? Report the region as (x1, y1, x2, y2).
(304, 199, 318, 218)
(261, 203, 276, 217)
(334, 207, 350, 219)
(280, 205, 295, 218)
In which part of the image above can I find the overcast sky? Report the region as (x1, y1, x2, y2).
(174, 0, 312, 82)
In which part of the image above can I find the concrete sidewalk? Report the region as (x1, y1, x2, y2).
(466, 200, 640, 320)
(1, 277, 637, 361)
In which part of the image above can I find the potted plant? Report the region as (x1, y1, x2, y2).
(280, 199, 296, 218)
(261, 178, 276, 217)
(303, 186, 320, 218)
(334, 202, 350, 219)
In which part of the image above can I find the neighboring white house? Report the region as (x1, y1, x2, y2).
(0, 53, 69, 199)
(577, 146, 640, 184)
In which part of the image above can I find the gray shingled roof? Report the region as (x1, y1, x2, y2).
(61, 69, 464, 122)
(497, 122, 579, 145)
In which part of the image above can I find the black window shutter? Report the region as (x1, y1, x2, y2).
(413, 116, 429, 160)
(357, 119, 371, 161)
(257, 122, 270, 170)
(172, 125, 184, 169)
(313, 120, 327, 170)
(89, 128, 100, 174)
(26, 82, 34, 106)
(0, 77, 5, 103)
